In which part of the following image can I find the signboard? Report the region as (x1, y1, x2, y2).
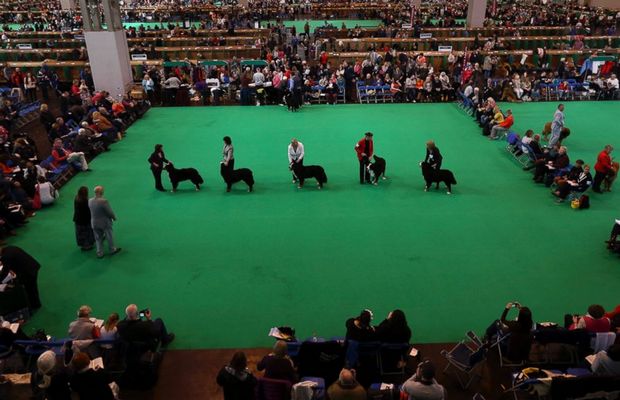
(420, 33, 432, 39)
(438, 46, 452, 52)
(16, 44, 32, 50)
(131, 54, 148, 61)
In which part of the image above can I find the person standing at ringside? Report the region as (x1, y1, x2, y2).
(355, 132, 373, 184)
(549, 104, 565, 147)
(288, 138, 304, 183)
(73, 186, 94, 251)
(222, 136, 235, 175)
(425, 140, 443, 170)
(148, 144, 168, 192)
(593, 144, 614, 194)
(89, 186, 121, 259)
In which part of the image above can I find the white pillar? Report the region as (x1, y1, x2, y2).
(84, 30, 133, 98)
(80, 0, 132, 98)
(60, 0, 78, 10)
(466, 0, 487, 28)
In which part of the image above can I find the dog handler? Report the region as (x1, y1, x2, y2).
(148, 144, 168, 192)
(355, 132, 374, 184)
(288, 138, 305, 183)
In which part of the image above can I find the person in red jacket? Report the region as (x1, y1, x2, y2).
(489, 109, 514, 140)
(593, 145, 614, 193)
(355, 132, 374, 184)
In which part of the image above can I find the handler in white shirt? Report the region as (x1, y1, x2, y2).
(288, 138, 304, 183)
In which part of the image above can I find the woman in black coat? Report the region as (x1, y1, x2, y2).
(73, 186, 94, 251)
(148, 144, 168, 192)
(425, 140, 443, 170)
(375, 309, 412, 343)
(217, 352, 257, 400)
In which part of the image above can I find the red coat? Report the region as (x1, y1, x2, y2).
(595, 150, 612, 173)
(355, 138, 373, 161)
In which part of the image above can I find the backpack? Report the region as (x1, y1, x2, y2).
(579, 194, 590, 209)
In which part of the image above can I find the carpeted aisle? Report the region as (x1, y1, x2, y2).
(12, 102, 620, 350)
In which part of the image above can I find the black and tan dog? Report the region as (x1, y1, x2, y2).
(420, 161, 457, 194)
(220, 163, 254, 192)
(367, 155, 387, 185)
(164, 162, 204, 191)
(292, 162, 327, 189)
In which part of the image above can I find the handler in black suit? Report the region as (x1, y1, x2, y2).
(425, 140, 443, 170)
(148, 144, 168, 192)
(0, 246, 42, 309)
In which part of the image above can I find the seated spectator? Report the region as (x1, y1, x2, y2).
(533, 145, 569, 186)
(68, 305, 97, 340)
(489, 109, 514, 140)
(51, 138, 89, 171)
(482, 105, 503, 136)
(375, 309, 412, 343)
(591, 343, 620, 376)
(35, 176, 59, 206)
(553, 162, 592, 202)
(216, 351, 257, 400)
(70, 352, 116, 400)
(345, 309, 376, 342)
(605, 305, 620, 332)
(100, 313, 119, 346)
(117, 304, 175, 350)
(256, 340, 297, 383)
(327, 368, 366, 400)
(484, 302, 533, 363)
(570, 304, 611, 333)
(13, 137, 38, 162)
(92, 112, 121, 142)
(33, 350, 72, 400)
(39, 103, 56, 132)
(72, 129, 98, 157)
(401, 360, 447, 400)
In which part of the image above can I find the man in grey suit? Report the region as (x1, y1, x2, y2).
(89, 186, 121, 258)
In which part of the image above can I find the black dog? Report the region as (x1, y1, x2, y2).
(292, 162, 328, 189)
(285, 91, 300, 112)
(420, 161, 457, 194)
(164, 162, 204, 192)
(220, 163, 254, 192)
(367, 155, 387, 185)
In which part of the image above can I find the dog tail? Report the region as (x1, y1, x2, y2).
(244, 170, 255, 187)
(447, 172, 457, 185)
(196, 174, 205, 185)
(320, 168, 328, 184)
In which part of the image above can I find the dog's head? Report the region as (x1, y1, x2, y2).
(420, 161, 433, 177)
(164, 162, 174, 171)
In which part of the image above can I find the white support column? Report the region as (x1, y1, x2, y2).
(81, 0, 133, 98)
(60, 0, 78, 10)
(466, 0, 487, 28)
(84, 30, 133, 98)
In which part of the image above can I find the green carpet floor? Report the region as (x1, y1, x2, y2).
(12, 102, 620, 350)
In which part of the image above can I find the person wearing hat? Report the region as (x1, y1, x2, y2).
(355, 132, 374, 184)
(401, 359, 447, 400)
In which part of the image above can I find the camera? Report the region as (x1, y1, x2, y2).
(139, 308, 149, 318)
